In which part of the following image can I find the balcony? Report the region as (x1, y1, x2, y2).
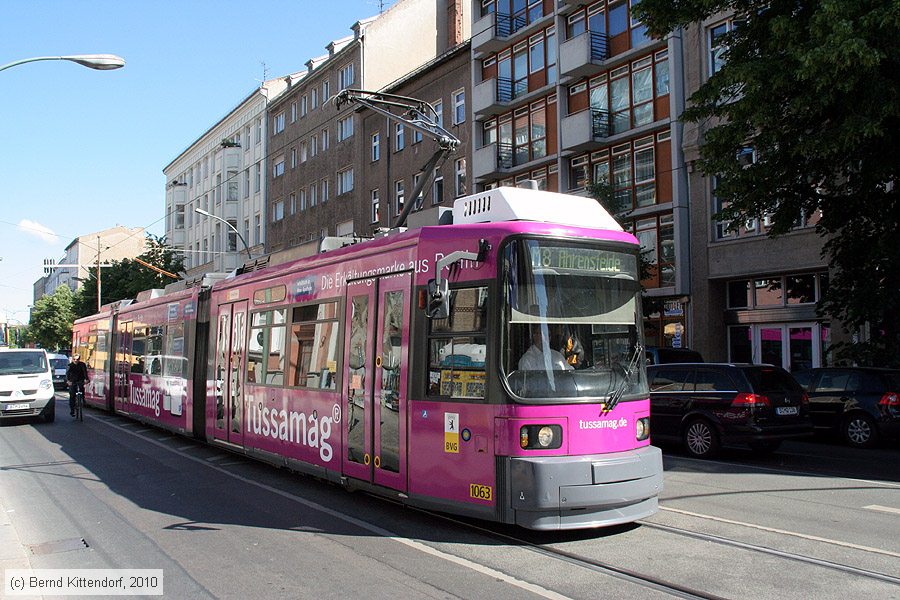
(561, 109, 610, 153)
(559, 31, 609, 80)
(473, 76, 530, 117)
(557, 0, 593, 7)
(473, 142, 514, 181)
(472, 11, 554, 57)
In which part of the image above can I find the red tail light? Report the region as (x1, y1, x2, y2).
(879, 392, 900, 407)
(732, 393, 771, 407)
(801, 392, 809, 406)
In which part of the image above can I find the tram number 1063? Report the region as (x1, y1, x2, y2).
(469, 484, 493, 501)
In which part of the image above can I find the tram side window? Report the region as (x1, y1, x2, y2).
(287, 301, 340, 390)
(427, 287, 489, 399)
(164, 323, 187, 378)
(132, 327, 147, 373)
(147, 326, 164, 375)
(247, 309, 287, 385)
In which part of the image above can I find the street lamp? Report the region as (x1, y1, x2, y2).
(0, 54, 126, 73)
(195, 208, 253, 261)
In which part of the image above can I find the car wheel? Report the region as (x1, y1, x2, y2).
(842, 413, 880, 449)
(683, 419, 720, 458)
(749, 440, 782, 454)
(43, 401, 55, 423)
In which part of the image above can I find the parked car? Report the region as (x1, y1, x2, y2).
(0, 348, 56, 422)
(793, 367, 900, 448)
(647, 363, 812, 458)
(645, 346, 704, 365)
(47, 353, 69, 390)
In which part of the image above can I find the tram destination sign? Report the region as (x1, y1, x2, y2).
(529, 246, 635, 275)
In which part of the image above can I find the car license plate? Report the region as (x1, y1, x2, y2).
(6, 403, 29, 410)
(776, 406, 799, 416)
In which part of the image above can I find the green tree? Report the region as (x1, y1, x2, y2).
(634, 0, 900, 366)
(74, 235, 184, 318)
(28, 285, 76, 350)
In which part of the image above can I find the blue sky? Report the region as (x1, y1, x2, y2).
(0, 0, 392, 324)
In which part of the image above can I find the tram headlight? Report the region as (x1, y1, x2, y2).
(519, 425, 563, 450)
(636, 417, 650, 441)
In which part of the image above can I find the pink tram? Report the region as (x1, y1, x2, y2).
(72, 187, 663, 530)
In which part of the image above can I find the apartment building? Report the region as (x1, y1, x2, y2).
(470, 0, 689, 348)
(265, 0, 470, 257)
(163, 76, 297, 274)
(35, 226, 146, 301)
(681, 15, 831, 368)
(361, 41, 472, 233)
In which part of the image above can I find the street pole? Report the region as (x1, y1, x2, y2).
(96, 236, 102, 312)
(0, 54, 125, 73)
(194, 207, 253, 261)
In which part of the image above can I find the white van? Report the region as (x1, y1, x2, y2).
(0, 348, 56, 422)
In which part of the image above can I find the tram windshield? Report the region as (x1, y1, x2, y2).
(502, 239, 648, 401)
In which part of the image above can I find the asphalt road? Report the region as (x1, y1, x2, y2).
(1, 397, 898, 600)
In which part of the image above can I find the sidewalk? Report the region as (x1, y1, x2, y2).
(0, 497, 34, 597)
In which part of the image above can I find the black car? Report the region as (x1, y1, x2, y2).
(793, 367, 900, 448)
(648, 363, 813, 458)
(645, 347, 704, 365)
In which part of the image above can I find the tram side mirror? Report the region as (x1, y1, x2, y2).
(426, 279, 450, 319)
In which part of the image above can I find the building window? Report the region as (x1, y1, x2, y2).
(289, 192, 296, 214)
(709, 19, 742, 75)
(395, 123, 405, 151)
(339, 63, 354, 89)
(371, 189, 380, 223)
(301, 95, 308, 116)
(484, 97, 550, 168)
(432, 169, 444, 205)
(433, 100, 443, 128)
(273, 110, 283, 134)
(413, 172, 424, 210)
(254, 164, 261, 192)
(321, 128, 329, 151)
(243, 169, 250, 198)
(309, 183, 318, 207)
(299, 189, 307, 211)
(338, 168, 354, 195)
(395, 180, 405, 216)
(310, 134, 318, 157)
(322, 80, 330, 103)
(273, 200, 284, 221)
(290, 101, 297, 122)
(300, 141, 308, 163)
(455, 158, 467, 197)
(255, 118, 262, 144)
(273, 158, 285, 178)
(338, 115, 354, 141)
(311, 88, 319, 109)
(290, 147, 297, 169)
(371, 132, 380, 161)
(254, 215, 261, 245)
(321, 178, 330, 203)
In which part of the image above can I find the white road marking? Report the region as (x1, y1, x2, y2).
(96, 419, 574, 600)
(659, 506, 900, 559)
(864, 505, 900, 516)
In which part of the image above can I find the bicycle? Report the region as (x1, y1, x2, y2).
(75, 389, 84, 422)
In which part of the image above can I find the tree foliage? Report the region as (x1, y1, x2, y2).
(634, 0, 900, 365)
(28, 284, 76, 351)
(74, 235, 184, 319)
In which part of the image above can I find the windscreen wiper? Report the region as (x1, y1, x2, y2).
(605, 343, 644, 412)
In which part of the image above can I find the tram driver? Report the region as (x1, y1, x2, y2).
(518, 326, 573, 371)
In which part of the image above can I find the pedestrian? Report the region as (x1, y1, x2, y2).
(66, 354, 89, 417)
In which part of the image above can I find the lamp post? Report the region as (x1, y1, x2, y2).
(0, 54, 126, 73)
(195, 208, 253, 262)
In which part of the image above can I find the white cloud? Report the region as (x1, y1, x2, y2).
(17, 219, 59, 244)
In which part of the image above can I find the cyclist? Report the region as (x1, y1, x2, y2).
(66, 354, 89, 417)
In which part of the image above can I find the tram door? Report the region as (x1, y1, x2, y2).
(114, 320, 133, 413)
(342, 273, 411, 492)
(213, 301, 248, 446)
